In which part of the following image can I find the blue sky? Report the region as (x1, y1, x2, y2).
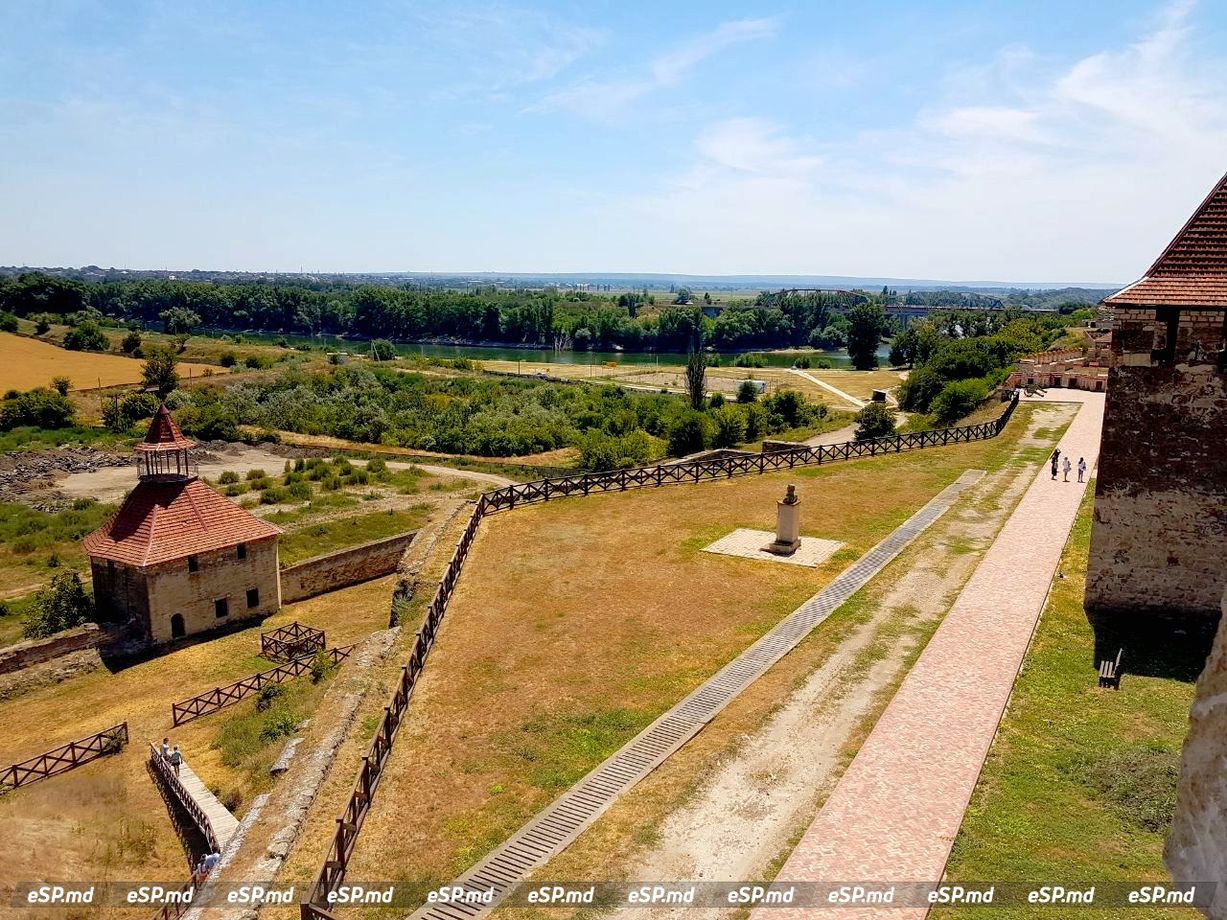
(1, 0, 1225, 283)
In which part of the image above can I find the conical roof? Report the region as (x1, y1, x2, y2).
(136, 404, 195, 452)
(1107, 170, 1227, 308)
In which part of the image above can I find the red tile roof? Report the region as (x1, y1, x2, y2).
(137, 404, 194, 452)
(84, 477, 281, 567)
(1107, 170, 1227, 308)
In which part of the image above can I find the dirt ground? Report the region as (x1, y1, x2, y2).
(0, 331, 214, 392)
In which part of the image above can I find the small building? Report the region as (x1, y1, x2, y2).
(1086, 170, 1227, 622)
(84, 406, 282, 644)
(1007, 348, 1109, 392)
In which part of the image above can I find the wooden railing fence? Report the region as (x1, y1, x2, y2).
(261, 622, 326, 662)
(171, 646, 353, 726)
(0, 722, 128, 791)
(300, 394, 1020, 918)
(148, 743, 220, 853)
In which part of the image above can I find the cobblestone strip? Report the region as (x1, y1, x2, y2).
(756, 392, 1105, 920)
(410, 470, 985, 920)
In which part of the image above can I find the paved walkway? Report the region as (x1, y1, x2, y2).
(757, 392, 1104, 920)
(410, 471, 985, 920)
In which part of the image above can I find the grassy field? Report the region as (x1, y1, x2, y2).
(934, 486, 1199, 920)
(278, 506, 433, 566)
(279, 405, 1048, 907)
(0, 574, 397, 908)
(0, 331, 214, 391)
(0, 499, 115, 596)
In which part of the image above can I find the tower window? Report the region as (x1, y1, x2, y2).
(246, 588, 259, 609)
(188, 555, 199, 573)
(237, 543, 247, 560)
(214, 597, 229, 619)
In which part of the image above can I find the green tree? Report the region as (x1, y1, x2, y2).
(142, 346, 179, 397)
(710, 404, 747, 448)
(854, 402, 897, 440)
(33, 314, 52, 335)
(370, 339, 396, 361)
(24, 572, 95, 638)
(120, 329, 143, 354)
(63, 322, 108, 351)
(0, 387, 75, 430)
(51, 376, 70, 397)
(667, 410, 712, 456)
(845, 303, 886, 370)
(160, 307, 201, 335)
(736, 380, 759, 403)
(0, 312, 17, 332)
(929, 378, 990, 425)
(685, 335, 707, 410)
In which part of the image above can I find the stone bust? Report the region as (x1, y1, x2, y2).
(783, 484, 798, 505)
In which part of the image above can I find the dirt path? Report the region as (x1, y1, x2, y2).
(594, 403, 1075, 920)
(787, 369, 867, 409)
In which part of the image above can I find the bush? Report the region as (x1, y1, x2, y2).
(249, 477, 273, 492)
(245, 468, 267, 481)
(736, 380, 759, 403)
(667, 410, 713, 457)
(370, 339, 396, 361)
(223, 483, 248, 497)
(255, 683, 286, 712)
(310, 650, 339, 684)
(63, 322, 108, 351)
(218, 470, 240, 485)
(0, 312, 18, 332)
(219, 351, 237, 367)
(33, 314, 52, 335)
(854, 402, 897, 441)
(930, 377, 991, 425)
(287, 481, 312, 501)
(50, 376, 71, 397)
(120, 391, 159, 422)
(710, 404, 747, 448)
(763, 389, 808, 429)
(0, 387, 75, 431)
(732, 352, 767, 368)
(366, 457, 387, 474)
(23, 572, 94, 638)
(120, 330, 142, 354)
(576, 429, 660, 471)
(244, 354, 269, 369)
(260, 710, 299, 742)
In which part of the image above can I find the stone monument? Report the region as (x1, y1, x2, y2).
(765, 484, 801, 556)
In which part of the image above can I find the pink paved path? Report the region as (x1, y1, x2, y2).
(758, 393, 1105, 920)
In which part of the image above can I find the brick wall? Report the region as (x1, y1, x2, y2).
(1086, 309, 1227, 618)
(0, 623, 113, 675)
(145, 536, 282, 644)
(280, 531, 417, 603)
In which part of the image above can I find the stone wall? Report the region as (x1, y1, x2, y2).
(1086, 308, 1227, 619)
(0, 623, 113, 675)
(145, 536, 282, 644)
(281, 531, 416, 604)
(1167, 591, 1227, 919)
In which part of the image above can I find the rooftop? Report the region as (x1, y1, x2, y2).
(136, 404, 195, 453)
(83, 477, 280, 567)
(1106, 170, 1227, 309)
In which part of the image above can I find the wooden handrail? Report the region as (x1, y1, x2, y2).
(0, 722, 128, 791)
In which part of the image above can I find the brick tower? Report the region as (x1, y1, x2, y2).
(84, 405, 282, 644)
(1086, 171, 1227, 622)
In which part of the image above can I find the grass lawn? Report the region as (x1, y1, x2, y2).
(289, 406, 1049, 908)
(0, 499, 115, 592)
(934, 486, 1199, 920)
(278, 506, 433, 566)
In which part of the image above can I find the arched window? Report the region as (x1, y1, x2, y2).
(170, 613, 185, 639)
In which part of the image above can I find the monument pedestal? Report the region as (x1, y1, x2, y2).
(764, 487, 802, 556)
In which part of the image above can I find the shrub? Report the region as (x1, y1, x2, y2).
(287, 481, 312, 501)
(223, 483, 248, 497)
(33, 314, 52, 335)
(218, 470, 240, 485)
(854, 402, 897, 441)
(23, 572, 94, 638)
(50, 376, 71, 397)
(763, 389, 807, 429)
(0, 311, 18, 332)
(249, 477, 273, 492)
(219, 351, 237, 367)
(366, 457, 387, 474)
(576, 429, 660, 471)
(736, 380, 759, 404)
(930, 377, 990, 425)
(245, 468, 267, 481)
(310, 650, 339, 684)
(120, 391, 159, 422)
(255, 683, 286, 712)
(63, 322, 108, 351)
(0, 387, 75, 431)
(244, 354, 268, 369)
(120, 330, 142, 354)
(370, 339, 396, 361)
(260, 711, 299, 742)
(667, 410, 713, 457)
(710, 404, 747, 448)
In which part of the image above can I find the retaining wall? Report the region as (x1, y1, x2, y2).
(281, 532, 417, 603)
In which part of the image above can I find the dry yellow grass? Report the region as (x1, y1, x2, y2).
(0, 332, 214, 392)
(286, 415, 1036, 908)
(0, 575, 396, 903)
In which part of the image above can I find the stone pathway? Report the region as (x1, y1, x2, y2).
(755, 392, 1104, 920)
(409, 471, 984, 920)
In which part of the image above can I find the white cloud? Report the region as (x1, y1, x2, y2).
(535, 17, 778, 120)
(618, 0, 1227, 283)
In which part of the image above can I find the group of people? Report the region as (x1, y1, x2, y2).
(159, 737, 183, 775)
(1050, 448, 1087, 483)
(193, 851, 221, 884)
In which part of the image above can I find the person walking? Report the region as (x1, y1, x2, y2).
(1077, 457, 1087, 483)
(160, 737, 170, 760)
(1051, 448, 1061, 480)
(1063, 456, 1072, 482)
(169, 745, 183, 776)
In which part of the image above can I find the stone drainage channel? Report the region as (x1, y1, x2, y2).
(412, 469, 986, 920)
